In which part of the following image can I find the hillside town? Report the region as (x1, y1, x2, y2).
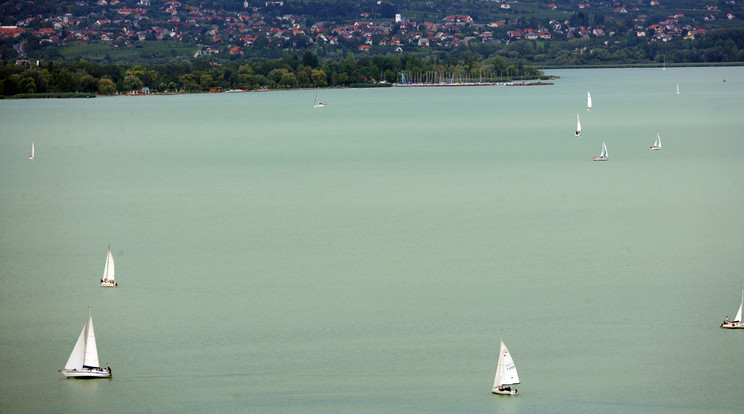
(1, 0, 741, 60)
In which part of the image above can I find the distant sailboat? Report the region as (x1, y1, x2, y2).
(313, 88, 326, 108)
(721, 288, 744, 329)
(593, 140, 608, 161)
(492, 336, 520, 395)
(676, 83, 680, 94)
(649, 132, 662, 150)
(58, 309, 112, 378)
(662, 56, 666, 71)
(586, 92, 592, 111)
(100, 245, 117, 287)
(574, 114, 582, 136)
(28, 141, 34, 160)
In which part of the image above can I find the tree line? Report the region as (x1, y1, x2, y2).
(0, 51, 544, 96)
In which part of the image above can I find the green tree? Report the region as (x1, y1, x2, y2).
(98, 78, 116, 95)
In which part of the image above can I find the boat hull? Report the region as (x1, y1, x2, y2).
(592, 157, 608, 161)
(649, 147, 661, 150)
(100, 281, 117, 287)
(60, 368, 112, 378)
(720, 322, 744, 329)
(313, 103, 326, 108)
(492, 387, 518, 395)
(574, 132, 581, 136)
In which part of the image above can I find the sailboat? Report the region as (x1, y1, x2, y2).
(27, 141, 34, 160)
(492, 336, 520, 395)
(313, 88, 326, 108)
(662, 56, 666, 71)
(100, 245, 117, 287)
(721, 288, 744, 329)
(58, 309, 112, 378)
(676, 83, 680, 95)
(585, 92, 592, 111)
(593, 140, 608, 161)
(649, 132, 662, 150)
(574, 114, 582, 136)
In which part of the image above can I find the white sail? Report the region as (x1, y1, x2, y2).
(493, 339, 520, 388)
(735, 289, 743, 323)
(28, 141, 35, 160)
(64, 324, 87, 370)
(676, 83, 680, 94)
(586, 92, 592, 111)
(83, 310, 100, 368)
(575, 114, 582, 136)
(102, 246, 115, 283)
(601, 141, 608, 158)
(655, 132, 661, 148)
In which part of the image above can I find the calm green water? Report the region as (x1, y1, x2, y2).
(1, 67, 743, 413)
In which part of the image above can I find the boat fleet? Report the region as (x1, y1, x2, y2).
(578, 86, 675, 160)
(25, 78, 738, 395)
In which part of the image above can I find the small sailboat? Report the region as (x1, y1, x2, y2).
(586, 92, 592, 111)
(676, 83, 680, 95)
(593, 140, 608, 161)
(492, 336, 520, 395)
(58, 309, 112, 378)
(313, 88, 326, 108)
(28, 141, 34, 160)
(100, 245, 117, 287)
(574, 114, 582, 136)
(649, 132, 662, 150)
(721, 288, 744, 329)
(662, 56, 666, 71)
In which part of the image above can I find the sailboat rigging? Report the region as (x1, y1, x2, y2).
(650, 132, 662, 150)
(593, 140, 608, 161)
(313, 88, 326, 108)
(100, 245, 117, 287)
(58, 309, 112, 378)
(492, 336, 520, 395)
(721, 288, 744, 329)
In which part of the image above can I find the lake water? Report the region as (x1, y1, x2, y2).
(1, 67, 743, 413)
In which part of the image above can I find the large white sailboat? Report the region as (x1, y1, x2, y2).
(100, 246, 117, 287)
(574, 114, 582, 136)
(586, 92, 592, 111)
(650, 132, 662, 150)
(59, 309, 112, 378)
(313, 88, 326, 108)
(593, 140, 608, 161)
(28, 141, 34, 160)
(491, 336, 520, 395)
(721, 289, 744, 329)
